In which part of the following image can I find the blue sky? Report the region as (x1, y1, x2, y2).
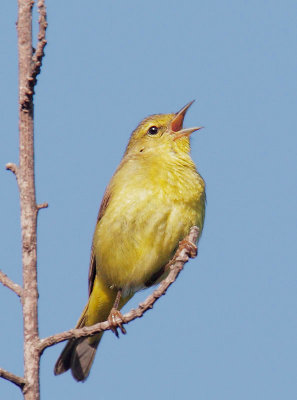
(0, 1, 296, 399)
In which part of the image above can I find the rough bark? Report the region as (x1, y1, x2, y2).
(17, 0, 40, 398)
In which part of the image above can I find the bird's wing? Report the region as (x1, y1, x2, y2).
(144, 265, 166, 287)
(88, 188, 112, 296)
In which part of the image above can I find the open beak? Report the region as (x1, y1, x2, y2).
(169, 100, 203, 141)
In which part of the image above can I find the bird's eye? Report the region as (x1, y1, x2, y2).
(148, 126, 158, 135)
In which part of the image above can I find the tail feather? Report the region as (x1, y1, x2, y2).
(54, 302, 103, 381)
(54, 334, 103, 381)
(54, 338, 77, 375)
(70, 335, 102, 381)
(54, 276, 130, 381)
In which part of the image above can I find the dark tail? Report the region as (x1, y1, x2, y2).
(54, 334, 102, 381)
(54, 303, 103, 382)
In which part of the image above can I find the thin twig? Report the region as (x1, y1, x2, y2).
(39, 226, 200, 353)
(0, 368, 26, 390)
(31, 0, 47, 90)
(6, 163, 19, 178)
(20, 0, 47, 110)
(37, 202, 48, 211)
(0, 270, 23, 298)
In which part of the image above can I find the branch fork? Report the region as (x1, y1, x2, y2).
(0, 368, 26, 390)
(0, 270, 23, 298)
(0, 0, 48, 398)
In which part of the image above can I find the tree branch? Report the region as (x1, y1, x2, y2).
(19, 0, 47, 112)
(0, 270, 23, 298)
(0, 367, 26, 391)
(39, 226, 200, 353)
(2, 0, 47, 398)
(36, 202, 48, 211)
(31, 0, 47, 93)
(16, 0, 48, 398)
(6, 162, 19, 179)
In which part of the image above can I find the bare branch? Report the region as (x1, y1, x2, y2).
(0, 367, 26, 391)
(0, 270, 23, 298)
(4, 1, 48, 399)
(39, 226, 200, 353)
(31, 0, 47, 90)
(37, 202, 48, 211)
(16, 0, 48, 397)
(6, 162, 19, 178)
(19, 0, 47, 111)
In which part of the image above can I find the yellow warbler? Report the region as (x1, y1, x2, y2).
(54, 101, 206, 381)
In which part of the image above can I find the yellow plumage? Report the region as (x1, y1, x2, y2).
(54, 102, 206, 381)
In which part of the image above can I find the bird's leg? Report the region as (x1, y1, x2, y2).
(108, 289, 127, 337)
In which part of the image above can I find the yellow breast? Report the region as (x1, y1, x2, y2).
(93, 147, 205, 295)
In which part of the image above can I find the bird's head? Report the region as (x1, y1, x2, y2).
(125, 101, 203, 156)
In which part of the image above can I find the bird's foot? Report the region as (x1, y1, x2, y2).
(108, 308, 127, 338)
(179, 238, 197, 258)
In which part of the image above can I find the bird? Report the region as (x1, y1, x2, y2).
(54, 101, 206, 381)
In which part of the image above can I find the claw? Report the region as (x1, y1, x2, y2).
(179, 238, 197, 258)
(108, 308, 127, 337)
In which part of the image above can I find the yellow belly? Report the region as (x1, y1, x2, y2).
(93, 166, 205, 295)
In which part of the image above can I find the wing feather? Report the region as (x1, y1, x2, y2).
(88, 188, 112, 296)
